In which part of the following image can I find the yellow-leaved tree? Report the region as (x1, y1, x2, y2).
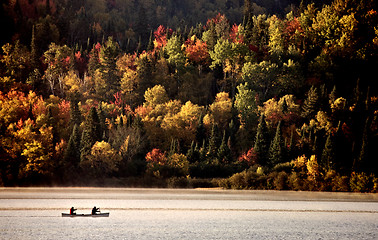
(205, 92, 232, 129)
(81, 141, 121, 177)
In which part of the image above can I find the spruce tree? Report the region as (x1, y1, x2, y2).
(80, 107, 101, 162)
(329, 85, 337, 105)
(217, 131, 231, 163)
(207, 124, 220, 158)
(187, 141, 199, 163)
(30, 25, 38, 69)
(254, 114, 270, 166)
(63, 124, 81, 168)
(195, 113, 206, 144)
(228, 119, 237, 151)
(199, 139, 207, 161)
(355, 118, 370, 172)
(269, 121, 284, 168)
(98, 37, 121, 101)
(301, 85, 319, 119)
(321, 133, 335, 171)
(97, 103, 106, 140)
(69, 91, 82, 127)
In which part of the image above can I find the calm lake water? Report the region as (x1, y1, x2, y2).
(0, 188, 377, 239)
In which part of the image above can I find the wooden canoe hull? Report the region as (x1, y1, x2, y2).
(62, 213, 109, 217)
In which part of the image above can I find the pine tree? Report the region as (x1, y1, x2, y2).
(329, 85, 337, 105)
(321, 133, 335, 171)
(69, 92, 82, 127)
(207, 124, 220, 158)
(63, 124, 81, 168)
(30, 25, 38, 69)
(301, 85, 319, 119)
(355, 118, 370, 172)
(217, 131, 231, 163)
(98, 37, 121, 101)
(147, 30, 154, 51)
(135, 5, 149, 50)
(187, 141, 199, 163)
(269, 121, 284, 168)
(227, 119, 237, 152)
(195, 113, 206, 144)
(169, 139, 180, 156)
(254, 114, 270, 166)
(97, 103, 106, 140)
(80, 107, 101, 162)
(281, 98, 288, 114)
(199, 139, 207, 161)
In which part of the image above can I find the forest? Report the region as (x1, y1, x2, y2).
(0, 0, 377, 191)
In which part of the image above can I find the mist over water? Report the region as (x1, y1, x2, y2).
(0, 188, 377, 239)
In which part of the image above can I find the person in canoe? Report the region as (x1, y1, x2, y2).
(70, 207, 77, 215)
(92, 206, 100, 215)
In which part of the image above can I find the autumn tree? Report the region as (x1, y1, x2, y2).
(185, 36, 210, 74)
(235, 82, 258, 129)
(206, 92, 233, 129)
(43, 43, 73, 97)
(81, 141, 121, 178)
(144, 85, 169, 108)
(165, 35, 186, 70)
(242, 60, 279, 101)
(1, 41, 31, 84)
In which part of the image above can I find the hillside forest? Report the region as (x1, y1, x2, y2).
(1, 0, 378, 191)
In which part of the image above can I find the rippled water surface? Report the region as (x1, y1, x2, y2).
(0, 188, 377, 239)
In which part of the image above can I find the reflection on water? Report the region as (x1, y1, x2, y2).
(0, 188, 377, 239)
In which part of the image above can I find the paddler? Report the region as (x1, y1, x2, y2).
(70, 207, 77, 215)
(92, 206, 100, 215)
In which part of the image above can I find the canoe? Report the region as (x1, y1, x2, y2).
(62, 213, 109, 217)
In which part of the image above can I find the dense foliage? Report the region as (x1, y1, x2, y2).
(1, 0, 378, 191)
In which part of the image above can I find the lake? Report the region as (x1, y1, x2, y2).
(0, 188, 377, 239)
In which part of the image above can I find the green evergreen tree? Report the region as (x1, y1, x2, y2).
(195, 113, 206, 144)
(80, 107, 101, 162)
(98, 37, 121, 101)
(135, 5, 149, 50)
(329, 85, 337, 105)
(227, 119, 238, 152)
(207, 124, 220, 158)
(301, 85, 319, 119)
(88, 44, 101, 77)
(97, 103, 106, 140)
(199, 139, 207, 161)
(217, 130, 231, 163)
(187, 141, 199, 163)
(355, 118, 370, 172)
(30, 25, 38, 69)
(169, 139, 180, 156)
(254, 114, 270, 166)
(269, 121, 284, 168)
(63, 124, 81, 167)
(147, 30, 154, 51)
(321, 133, 335, 171)
(69, 91, 82, 127)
